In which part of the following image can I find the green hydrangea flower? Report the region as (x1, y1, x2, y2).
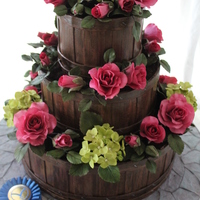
(79, 123, 125, 169)
(3, 90, 41, 127)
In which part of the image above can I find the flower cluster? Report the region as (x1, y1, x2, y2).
(79, 124, 124, 169)
(44, 0, 158, 26)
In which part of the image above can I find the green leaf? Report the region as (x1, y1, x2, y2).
(7, 130, 17, 140)
(160, 59, 171, 73)
(80, 111, 103, 135)
(78, 99, 92, 112)
(103, 48, 116, 63)
(134, 142, 145, 156)
(67, 151, 82, 164)
(22, 54, 33, 61)
(135, 53, 147, 66)
(30, 71, 50, 85)
(69, 163, 90, 176)
(47, 81, 62, 93)
(64, 129, 80, 139)
(31, 53, 40, 63)
(46, 149, 65, 159)
(54, 5, 68, 16)
(28, 42, 44, 48)
(140, 10, 151, 18)
(131, 152, 145, 162)
(30, 144, 45, 157)
(146, 159, 156, 173)
(98, 166, 120, 183)
(69, 66, 81, 76)
(61, 89, 76, 101)
(168, 134, 184, 155)
(14, 143, 29, 162)
(81, 16, 95, 29)
(133, 21, 141, 42)
(81, 88, 95, 95)
(84, 6, 91, 15)
(24, 70, 31, 78)
(145, 145, 159, 157)
(156, 48, 166, 56)
(68, 0, 77, 7)
(95, 95, 107, 106)
(147, 54, 159, 66)
(32, 63, 40, 73)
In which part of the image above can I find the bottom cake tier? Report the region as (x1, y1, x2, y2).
(22, 145, 175, 200)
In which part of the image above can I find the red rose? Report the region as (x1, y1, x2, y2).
(53, 134, 73, 148)
(125, 135, 140, 147)
(39, 52, 51, 66)
(143, 23, 163, 43)
(30, 71, 38, 79)
(88, 63, 127, 99)
(38, 32, 58, 46)
(13, 102, 57, 146)
(144, 40, 161, 53)
(44, 0, 65, 7)
(118, 0, 135, 12)
(24, 86, 39, 94)
(91, 3, 110, 19)
(140, 116, 166, 143)
(135, 0, 157, 8)
(125, 63, 147, 90)
(158, 94, 195, 134)
(159, 75, 177, 85)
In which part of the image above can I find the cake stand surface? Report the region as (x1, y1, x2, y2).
(1, 118, 200, 200)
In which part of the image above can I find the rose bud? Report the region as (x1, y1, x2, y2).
(135, 0, 158, 8)
(58, 75, 85, 92)
(144, 40, 161, 53)
(37, 32, 58, 46)
(91, 3, 110, 19)
(159, 75, 177, 85)
(24, 85, 39, 94)
(30, 71, 38, 79)
(39, 52, 51, 66)
(44, 0, 65, 7)
(71, 3, 84, 16)
(125, 135, 141, 148)
(118, 0, 135, 13)
(53, 134, 73, 148)
(143, 23, 163, 43)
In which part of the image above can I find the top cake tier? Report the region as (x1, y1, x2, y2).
(57, 15, 143, 77)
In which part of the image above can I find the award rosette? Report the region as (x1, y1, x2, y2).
(0, 177, 41, 200)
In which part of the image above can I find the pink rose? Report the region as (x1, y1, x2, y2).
(144, 40, 161, 53)
(88, 63, 127, 99)
(44, 0, 65, 7)
(91, 3, 110, 19)
(125, 63, 147, 90)
(38, 32, 58, 46)
(140, 116, 166, 143)
(159, 75, 177, 85)
(118, 0, 135, 12)
(135, 0, 157, 8)
(14, 102, 57, 146)
(158, 94, 195, 134)
(53, 134, 73, 148)
(30, 71, 38, 79)
(24, 86, 39, 94)
(125, 135, 140, 147)
(143, 23, 163, 43)
(39, 52, 51, 66)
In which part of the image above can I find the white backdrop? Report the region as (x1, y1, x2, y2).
(0, 0, 199, 119)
